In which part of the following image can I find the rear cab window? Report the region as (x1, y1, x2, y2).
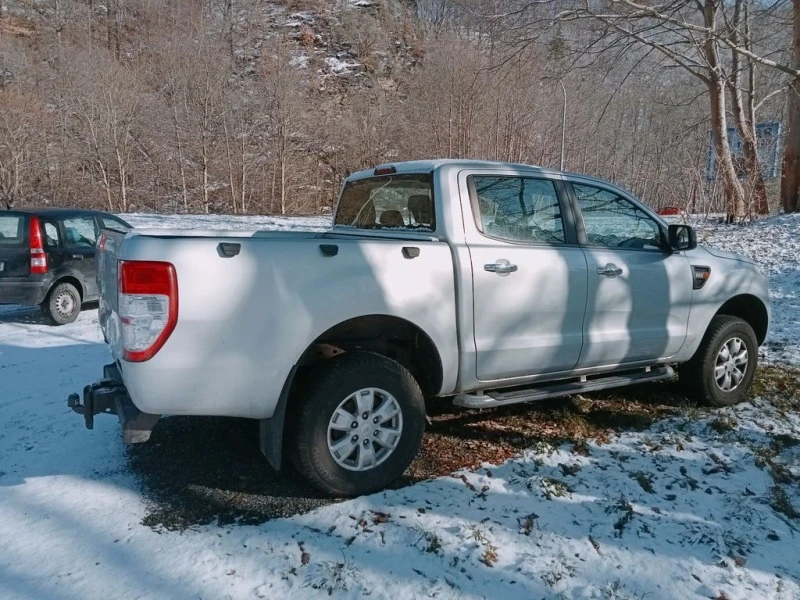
(334, 173, 435, 231)
(0, 214, 25, 247)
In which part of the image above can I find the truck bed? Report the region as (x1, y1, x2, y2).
(98, 227, 460, 420)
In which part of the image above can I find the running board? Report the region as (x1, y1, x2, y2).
(453, 366, 675, 409)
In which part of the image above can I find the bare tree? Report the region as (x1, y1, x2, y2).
(0, 89, 41, 208)
(782, 0, 800, 213)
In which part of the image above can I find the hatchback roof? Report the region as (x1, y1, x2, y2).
(2, 207, 117, 218)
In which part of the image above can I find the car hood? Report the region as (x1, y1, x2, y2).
(698, 245, 756, 265)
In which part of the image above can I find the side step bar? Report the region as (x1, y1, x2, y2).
(453, 365, 675, 409)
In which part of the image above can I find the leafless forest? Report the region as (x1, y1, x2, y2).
(0, 0, 795, 217)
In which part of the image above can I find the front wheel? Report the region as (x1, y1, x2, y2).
(680, 315, 758, 407)
(290, 352, 426, 497)
(42, 282, 81, 325)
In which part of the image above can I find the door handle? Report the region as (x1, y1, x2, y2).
(596, 263, 622, 277)
(72, 254, 84, 260)
(484, 259, 518, 275)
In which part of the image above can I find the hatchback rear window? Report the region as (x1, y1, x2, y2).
(335, 173, 435, 231)
(0, 215, 24, 246)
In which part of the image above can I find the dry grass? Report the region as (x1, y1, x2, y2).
(0, 15, 38, 38)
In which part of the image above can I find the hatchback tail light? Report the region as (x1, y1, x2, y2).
(29, 216, 47, 274)
(118, 260, 178, 362)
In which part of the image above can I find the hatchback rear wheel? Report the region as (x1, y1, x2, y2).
(43, 282, 81, 325)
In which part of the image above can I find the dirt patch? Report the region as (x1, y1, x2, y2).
(130, 367, 800, 530)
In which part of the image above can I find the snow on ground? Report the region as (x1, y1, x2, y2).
(1, 213, 799, 600)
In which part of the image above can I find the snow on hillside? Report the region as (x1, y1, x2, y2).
(0, 213, 798, 600)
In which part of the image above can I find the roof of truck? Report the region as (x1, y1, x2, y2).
(345, 159, 611, 185)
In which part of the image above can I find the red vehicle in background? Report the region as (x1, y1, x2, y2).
(658, 206, 682, 216)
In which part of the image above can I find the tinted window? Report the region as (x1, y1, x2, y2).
(335, 173, 435, 231)
(471, 176, 565, 244)
(43, 221, 61, 248)
(0, 215, 24, 246)
(573, 184, 664, 250)
(62, 217, 98, 248)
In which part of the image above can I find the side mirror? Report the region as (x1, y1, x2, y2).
(668, 224, 697, 251)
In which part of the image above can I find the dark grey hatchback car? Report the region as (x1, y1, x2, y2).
(0, 208, 132, 324)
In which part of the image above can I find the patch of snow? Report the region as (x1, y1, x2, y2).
(289, 11, 315, 23)
(291, 53, 310, 67)
(324, 56, 362, 75)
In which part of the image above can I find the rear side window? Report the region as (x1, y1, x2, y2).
(62, 217, 98, 248)
(0, 215, 24, 246)
(335, 173, 435, 231)
(43, 221, 61, 248)
(101, 215, 131, 231)
(471, 176, 566, 244)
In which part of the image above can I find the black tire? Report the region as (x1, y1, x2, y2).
(42, 282, 81, 325)
(680, 315, 758, 407)
(289, 351, 426, 497)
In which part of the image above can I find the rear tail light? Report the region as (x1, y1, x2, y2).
(118, 260, 178, 362)
(29, 216, 47, 274)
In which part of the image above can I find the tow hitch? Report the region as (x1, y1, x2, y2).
(68, 363, 160, 444)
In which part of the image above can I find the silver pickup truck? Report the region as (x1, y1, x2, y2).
(69, 159, 770, 496)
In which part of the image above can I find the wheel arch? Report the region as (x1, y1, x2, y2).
(45, 275, 84, 302)
(295, 314, 444, 398)
(714, 294, 768, 345)
(260, 314, 444, 471)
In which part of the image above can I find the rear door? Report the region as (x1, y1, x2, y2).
(463, 172, 588, 381)
(60, 215, 100, 299)
(0, 213, 29, 279)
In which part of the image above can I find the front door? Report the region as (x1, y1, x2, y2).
(466, 174, 588, 381)
(569, 182, 692, 368)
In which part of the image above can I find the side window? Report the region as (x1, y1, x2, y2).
(471, 176, 566, 244)
(573, 184, 664, 251)
(62, 217, 98, 248)
(43, 221, 61, 248)
(101, 216, 131, 231)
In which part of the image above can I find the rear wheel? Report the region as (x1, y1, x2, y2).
(290, 352, 425, 497)
(680, 315, 758, 407)
(42, 282, 81, 325)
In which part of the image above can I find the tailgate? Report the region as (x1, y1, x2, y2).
(97, 228, 126, 351)
(0, 213, 29, 278)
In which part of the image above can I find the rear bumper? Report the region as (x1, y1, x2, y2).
(0, 277, 49, 305)
(68, 363, 160, 444)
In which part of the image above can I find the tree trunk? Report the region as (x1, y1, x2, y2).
(708, 76, 746, 219)
(728, 0, 769, 215)
(729, 84, 768, 215)
(702, 1, 746, 220)
(781, 0, 800, 213)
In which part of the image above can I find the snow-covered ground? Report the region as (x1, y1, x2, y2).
(1, 213, 798, 600)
